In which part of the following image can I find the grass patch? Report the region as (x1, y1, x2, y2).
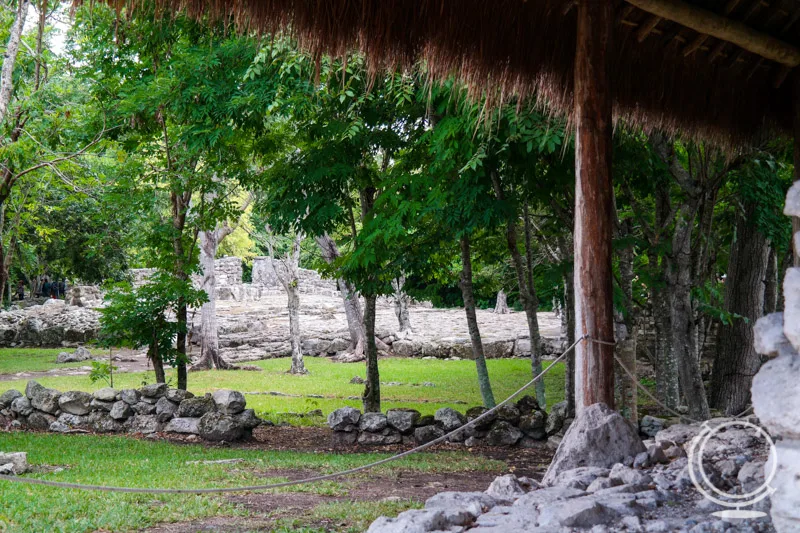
(0, 431, 503, 532)
(0, 353, 567, 420)
(0, 348, 103, 374)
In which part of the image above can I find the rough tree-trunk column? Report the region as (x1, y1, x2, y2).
(573, 0, 615, 412)
(493, 290, 510, 314)
(460, 235, 497, 409)
(710, 201, 769, 414)
(563, 271, 576, 418)
(0, 0, 29, 127)
(193, 229, 233, 371)
(362, 294, 380, 413)
(316, 234, 367, 357)
(392, 275, 413, 334)
(615, 230, 638, 424)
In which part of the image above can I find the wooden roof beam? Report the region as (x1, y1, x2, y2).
(625, 0, 800, 67)
(683, 0, 743, 56)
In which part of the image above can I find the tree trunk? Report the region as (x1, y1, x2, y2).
(764, 245, 778, 315)
(491, 172, 545, 406)
(286, 233, 306, 374)
(392, 275, 413, 333)
(668, 204, 710, 420)
(563, 269, 577, 418)
(149, 340, 166, 384)
(362, 293, 380, 412)
(493, 290, 510, 314)
(192, 229, 233, 371)
(710, 202, 769, 415)
(459, 234, 496, 408)
(573, 0, 616, 412)
(316, 233, 367, 357)
(0, 0, 29, 128)
(170, 190, 190, 391)
(615, 229, 638, 424)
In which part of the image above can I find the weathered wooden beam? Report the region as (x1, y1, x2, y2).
(626, 0, 800, 67)
(683, 0, 743, 56)
(636, 14, 663, 41)
(574, 0, 616, 412)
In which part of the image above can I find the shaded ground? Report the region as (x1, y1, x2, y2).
(144, 427, 553, 533)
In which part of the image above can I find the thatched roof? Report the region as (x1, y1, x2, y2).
(94, 0, 800, 148)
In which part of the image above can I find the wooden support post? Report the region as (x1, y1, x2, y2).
(573, 0, 616, 412)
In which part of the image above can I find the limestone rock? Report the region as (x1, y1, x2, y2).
(485, 421, 522, 446)
(328, 407, 361, 431)
(198, 412, 245, 442)
(519, 411, 547, 440)
(154, 397, 178, 422)
(515, 395, 540, 416)
(386, 408, 420, 434)
(783, 181, 800, 217)
(754, 312, 791, 357)
(0, 389, 22, 409)
(654, 423, 700, 445)
(139, 383, 168, 398)
(233, 409, 262, 429)
(89, 399, 113, 412)
(414, 425, 445, 444)
(26, 380, 61, 414)
(49, 421, 71, 433)
(27, 411, 57, 430)
(465, 406, 496, 430)
(109, 401, 133, 420)
(359, 412, 388, 433)
(358, 429, 402, 445)
(0, 452, 28, 474)
(434, 407, 465, 432)
(609, 464, 653, 486)
(164, 417, 200, 434)
(88, 411, 124, 433)
(639, 415, 665, 438)
(131, 401, 156, 415)
(93, 387, 118, 402)
(176, 395, 216, 418)
(212, 389, 246, 415)
(543, 403, 645, 486)
(57, 413, 88, 428)
(127, 414, 160, 434)
(366, 509, 451, 533)
(546, 401, 568, 436)
(485, 475, 528, 503)
(537, 497, 621, 529)
(10, 396, 32, 416)
(119, 389, 139, 405)
(165, 389, 193, 403)
(783, 268, 800, 351)
(549, 466, 611, 490)
(752, 354, 800, 440)
(57, 346, 92, 363)
(426, 491, 497, 517)
(58, 391, 93, 416)
(494, 404, 520, 425)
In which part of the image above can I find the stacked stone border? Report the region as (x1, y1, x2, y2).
(0, 381, 262, 442)
(327, 396, 574, 448)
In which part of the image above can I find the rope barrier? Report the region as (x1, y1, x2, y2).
(0, 335, 587, 494)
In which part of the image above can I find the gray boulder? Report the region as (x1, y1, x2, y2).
(425, 491, 497, 517)
(176, 395, 216, 418)
(49, 421, 71, 433)
(434, 407, 466, 432)
(211, 389, 246, 415)
(164, 417, 200, 434)
(109, 401, 133, 420)
(26, 381, 60, 414)
(198, 411, 245, 441)
(546, 401, 568, 436)
(89, 399, 113, 412)
(328, 407, 361, 431)
(10, 396, 32, 416)
(131, 401, 156, 415)
(0, 452, 27, 474)
(609, 463, 653, 486)
(654, 423, 700, 445)
(359, 412, 388, 433)
(639, 415, 666, 438)
(549, 466, 611, 490)
(165, 388, 193, 403)
(58, 391, 93, 416)
(495, 404, 521, 425)
(93, 387, 118, 402)
(139, 383, 168, 398)
(466, 406, 497, 430)
(486, 421, 522, 446)
(543, 403, 645, 486)
(0, 389, 22, 409)
(27, 411, 57, 430)
(537, 497, 620, 529)
(519, 411, 547, 440)
(57, 413, 89, 428)
(367, 509, 451, 533)
(386, 408, 420, 434)
(155, 397, 178, 422)
(119, 389, 140, 405)
(56, 346, 92, 363)
(358, 430, 402, 445)
(485, 475, 528, 503)
(88, 411, 124, 432)
(127, 414, 160, 434)
(233, 409, 262, 429)
(515, 395, 541, 415)
(414, 425, 445, 444)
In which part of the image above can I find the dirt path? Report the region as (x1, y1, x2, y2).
(143, 427, 553, 533)
(0, 349, 153, 382)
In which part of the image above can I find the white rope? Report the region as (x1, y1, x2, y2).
(0, 336, 588, 494)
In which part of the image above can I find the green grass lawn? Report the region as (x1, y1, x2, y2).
(0, 350, 567, 423)
(0, 348, 104, 374)
(0, 431, 504, 532)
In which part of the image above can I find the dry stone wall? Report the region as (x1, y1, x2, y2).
(0, 381, 263, 442)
